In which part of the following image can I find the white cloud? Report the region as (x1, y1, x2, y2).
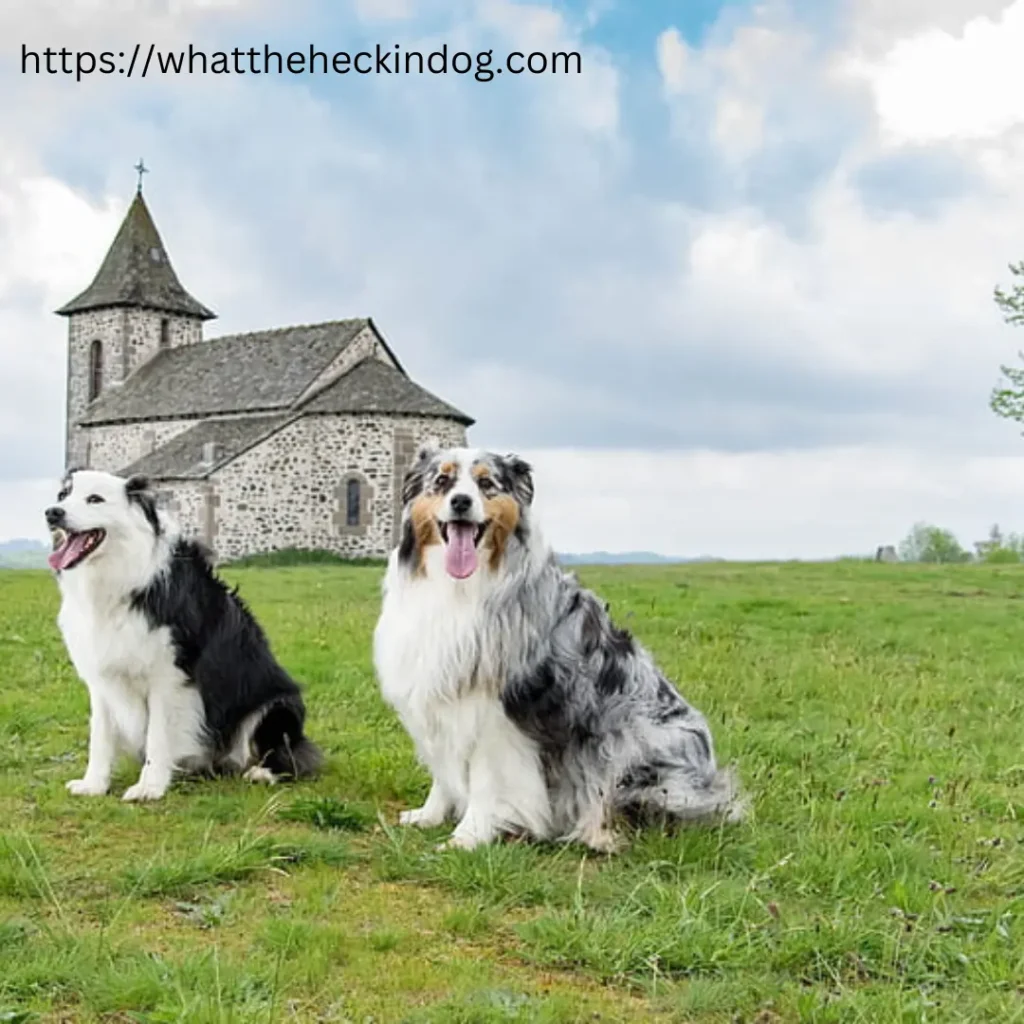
(477, 0, 619, 137)
(354, 0, 412, 20)
(0, 169, 126, 476)
(843, 0, 1024, 142)
(0, 175, 122, 306)
(656, 27, 690, 97)
(2, 0, 267, 45)
(842, 0, 1012, 58)
(712, 94, 764, 162)
(657, 12, 833, 173)
(675, 174, 1016, 382)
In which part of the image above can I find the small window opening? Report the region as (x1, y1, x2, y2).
(88, 340, 103, 401)
(346, 478, 360, 526)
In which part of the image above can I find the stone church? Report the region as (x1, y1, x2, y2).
(58, 186, 472, 561)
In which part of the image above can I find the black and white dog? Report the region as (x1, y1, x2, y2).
(373, 446, 744, 852)
(46, 469, 321, 801)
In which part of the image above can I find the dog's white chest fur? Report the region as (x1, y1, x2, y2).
(60, 587, 173, 693)
(376, 561, 487, 706)
(374, 554, 552, 846)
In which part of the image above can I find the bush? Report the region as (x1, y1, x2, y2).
(984, 546, 1021, 564)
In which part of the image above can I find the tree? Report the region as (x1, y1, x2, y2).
(991, 262, 1024, 425)
(899, 522, 971, 564)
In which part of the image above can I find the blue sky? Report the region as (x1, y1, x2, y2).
(3, 0, 1024, 557)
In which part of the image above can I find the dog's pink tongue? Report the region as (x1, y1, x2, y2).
(444, 522, 478, 579)
(48, 534, 88, 572)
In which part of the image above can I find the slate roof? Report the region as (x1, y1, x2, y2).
(121, 414, 294, 480)
(57, 192, 215, 320)
(80, 319, 369, 425)
(304, 358, 473, 425)
(115, 357, 472, 481)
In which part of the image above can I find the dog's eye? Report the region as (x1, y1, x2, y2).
(57, 489, 70, 502)
(434, 474, 450, 491)
(478, 478, 496, 493)
(85, 494, 105, 504)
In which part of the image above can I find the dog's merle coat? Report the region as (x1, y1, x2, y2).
(374, 446, 743, 852)
(47, 469, 321, 801)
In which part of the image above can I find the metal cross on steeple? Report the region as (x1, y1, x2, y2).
(134, 158, 149, 193)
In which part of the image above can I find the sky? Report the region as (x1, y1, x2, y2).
(3, 0, 1024, 559)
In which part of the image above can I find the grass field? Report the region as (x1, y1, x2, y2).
(2, 561, 1024, 1023)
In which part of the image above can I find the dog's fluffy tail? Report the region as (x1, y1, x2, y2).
(252, 699, 324, 779)
(269, 734, 324, 779)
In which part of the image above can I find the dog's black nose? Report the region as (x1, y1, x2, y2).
(45, 506, 65, 528)
(450, 494, 472, 517)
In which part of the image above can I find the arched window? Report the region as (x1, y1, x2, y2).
(346, 478, 360, 526)
(159, 318, 170, 350)
(88, 340, 103, 401)
(333, 475, 373, 535)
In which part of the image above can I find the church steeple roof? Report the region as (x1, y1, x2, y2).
(56, 190, 215, 320)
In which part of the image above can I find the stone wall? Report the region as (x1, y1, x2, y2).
(86, 418, 196, 473)
(65, 309, 123, 467)
(190, 412, 467, 562)
(124, 309, 202, 376)
(155, 481, 210, 545)
(63, 307, 203, 467)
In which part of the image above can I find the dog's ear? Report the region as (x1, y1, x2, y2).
(501, 454, 534, 507)
(125, 475, 162, 535)
(401, 443, 438, 504)
(413, 441, 440, 467)
(57, 467, 80, 500)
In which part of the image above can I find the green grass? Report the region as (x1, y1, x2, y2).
(223, 547, 387, 569)
(2, 561, 1024, 1022)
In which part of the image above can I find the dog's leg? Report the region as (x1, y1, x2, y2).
(122, 729, 174, 802)
(567, 796, 620, 854)
(443, 731, 550, 852)
(444, 803, 500, 851)
(122, 679, 197, 802)
(66, 692, 116, 796)
(440, 756, 502, 850)
(400, 778, 455, 828)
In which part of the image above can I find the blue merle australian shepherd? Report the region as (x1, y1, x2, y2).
(374, 445, 744, 852)
(46, 469, 321, 801)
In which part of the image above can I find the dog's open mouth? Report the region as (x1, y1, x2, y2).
(439, 520, 487, 580)
(48, 528, 106, 572)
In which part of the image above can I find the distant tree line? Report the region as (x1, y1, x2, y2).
(898, 523, 1024, 564)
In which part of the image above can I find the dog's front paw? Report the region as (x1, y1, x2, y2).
(242, 765, 277, 785)
(582, 829, 621, 855)
(66, 778, 108, 797)
(122, 779, 168, 802)
(439, 826, 490, 851)
(400, 806, 446, 828)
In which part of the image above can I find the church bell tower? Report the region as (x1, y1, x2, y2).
(55, 162, 216, 468)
